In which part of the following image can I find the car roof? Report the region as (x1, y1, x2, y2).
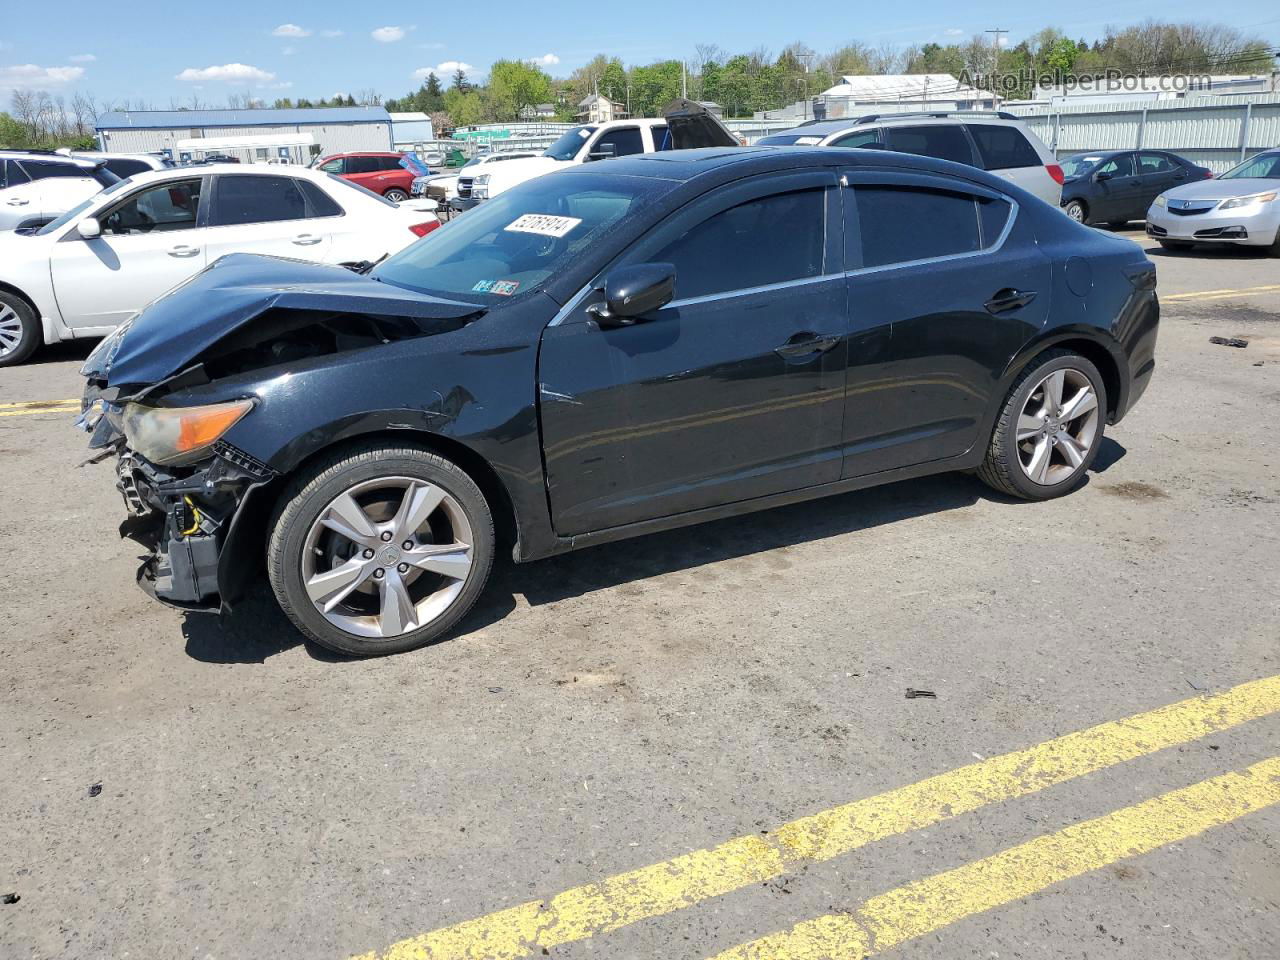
(770, 113, 1027, 139)
(0, 150, 97, 169)
(115, 163, 333, 186)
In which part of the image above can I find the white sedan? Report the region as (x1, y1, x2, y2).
(0, 164, 441, 366)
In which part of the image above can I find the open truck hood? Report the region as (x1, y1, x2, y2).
(662, 98, 740, 149)
(89, 253, 485, 389)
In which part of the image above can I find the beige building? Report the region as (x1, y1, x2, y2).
(576, 94, 628, 124)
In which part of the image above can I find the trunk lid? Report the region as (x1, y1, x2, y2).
(662, 98, 740, 149)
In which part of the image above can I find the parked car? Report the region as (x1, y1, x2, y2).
(0, 151, 119, 231)
(1146, 149, 1280, 255)
(0, 164, 439, 365)
(454, 99, 738, 211)
(200, 154, 241, 164)
(757, 111, 1064, 208)
(62, 150, 172, 179)
(76, 146, 1158, 656)
(1059, 150, 1214, 226)
(417, 152, 539, 208)
(314, 152, 416, 201)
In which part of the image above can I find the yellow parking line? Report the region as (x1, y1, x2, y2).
(350, 675, 1280, 960)
(708, 755, 1280, 960)
(1165, 283, 1280, 302)
(0, 398, 79, 410)
(0, 402, 80, 418)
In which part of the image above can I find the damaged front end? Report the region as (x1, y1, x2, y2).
(79, 395, 274, 610)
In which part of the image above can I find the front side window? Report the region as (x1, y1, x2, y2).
(101, 179, 202, 235)
(855, 185, 995, 268)
(318, 157, 345, 174)
(886, 125, 975, 166)
(1060, 156, 1103, 179)
(591, 127, 644, 160)
(373, 171, 647, 302)
(830, 129, 886, 150)
(210, 175, 307, 226)
(968, 124, 1041, 170)
(1097, 154, 1134, 178)
(650, 189, 826, 300)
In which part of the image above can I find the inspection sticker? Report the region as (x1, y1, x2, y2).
(472, 279, 521, 295)
(505, 214, 582, 238)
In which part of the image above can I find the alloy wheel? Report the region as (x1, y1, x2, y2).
(1016, 368, 1100, 486)
(1065, 202, 1085, 222)
(0, 304, 23, 358)
(300, 476, 474, 639)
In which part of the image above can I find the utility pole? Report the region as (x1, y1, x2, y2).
(985, 28, 1007, 102)
(681, 61, 687, 99)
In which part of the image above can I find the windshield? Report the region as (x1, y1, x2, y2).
(1219, 153, 1280, 180)
(543, 126, 596, 161)
(372, 171, 644, 302)
(36, 178, 132, 235)
(1060, 156, 1104, 179)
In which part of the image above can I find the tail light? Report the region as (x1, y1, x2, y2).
(1046, 163, 1065, 185)
(409, 220, 440, 238)
(1202, 169, 1215, 179)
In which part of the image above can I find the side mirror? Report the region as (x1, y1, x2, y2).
(1094, 170, 1113, 182)
(77, 219, 102, 239)
(587, 143, 617, 162)
(586, 263, 676, 328)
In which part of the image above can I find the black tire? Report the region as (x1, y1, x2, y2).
(1159, 239, 1193, 252)
(1063, 199, 1088, 224)
(1269, 228, 1280, 259)
(384, 188, 409, 202)
(0, 290, 41, 367)
(977, 350, 1107, 501)
(267, 442, 495, 657)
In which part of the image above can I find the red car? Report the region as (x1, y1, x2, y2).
(313, 152, 415, 201)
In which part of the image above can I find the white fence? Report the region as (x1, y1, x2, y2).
(1005, 93, 1280, 172)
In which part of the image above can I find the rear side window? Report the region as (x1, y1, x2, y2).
(5, 159, 31, 186)
(886, 126, 975, 166)
(652, 188, 826, 299)
(211, 175, 308, 225)
(968, 124, 1042, 170)
(1098, 154, 1134, 177)
(346, 156, 381, 174)
(1138, 153, 1176, 174)
(381, 156, 405, 171)
(651, 125, 672, 150)
(855, 185, 984, 268)
(103, 158, 152, 178)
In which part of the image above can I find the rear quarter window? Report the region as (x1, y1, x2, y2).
(968, 124, 1043, 171)
(886, 126, 976, 166)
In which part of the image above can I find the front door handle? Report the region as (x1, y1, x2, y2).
(985, 289, 1037, 315)
(168, 245, 200, 258)
(775, 332, 841, 359)
(6, 197, 29, 206)
(292, 234, 322, 245)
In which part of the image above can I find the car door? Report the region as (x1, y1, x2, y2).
(1091, 153, 1138, 221)
(202, 173, 333, 263)
(344, 155, 383, 190)
(839, 168, 1051, 477)
(585, 126, 645, 162)
(48, 176, 208, 331)
(538, 171, 848, 536)
(1136, 153, 1186, 218)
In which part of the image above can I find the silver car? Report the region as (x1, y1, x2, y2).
(1146, 149, 1280, 255)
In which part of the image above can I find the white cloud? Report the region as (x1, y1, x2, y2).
(69, 53, 96, 63)
(527, 53, 559, 66)
(0, 64, 85, 90)
(944, 28, 965, 37)
(273, 23, 310, 37)
(321, 29, 344, 38)
(372, 25, 407, 43)
(414, 61, 474, 80)
(176, 63, 278, 84)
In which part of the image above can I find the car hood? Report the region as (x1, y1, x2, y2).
(1162, 178, 1279, 201)
(92, 253, 485, 389)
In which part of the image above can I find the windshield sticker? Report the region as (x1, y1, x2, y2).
(794, 136, 823, 145)
(505, 214, 582, 238)
(472, 279, 521, 296)
(579, 129, 591, 138)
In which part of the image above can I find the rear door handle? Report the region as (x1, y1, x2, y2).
(985, 289, 1037, 314)
(292, 234, 322, 245)
(168, 245, 200, 258)
(775, 332, 841, 359)
(6, 198, 29, 206)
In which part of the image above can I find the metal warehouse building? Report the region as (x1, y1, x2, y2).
(95, 106, 393, 164)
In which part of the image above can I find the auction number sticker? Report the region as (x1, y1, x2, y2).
(505, 214, 582, 238)
(473, 279, 521, 296)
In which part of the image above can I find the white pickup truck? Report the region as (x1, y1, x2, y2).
(454, 100, 739, 211)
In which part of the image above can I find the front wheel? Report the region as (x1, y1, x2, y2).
(0, 292, 40, 367)
(384, 188, 409, 202)
(267, 443, 495, 656)
(977, 350, 1107, 501)
(1063, 200, 1088, 224)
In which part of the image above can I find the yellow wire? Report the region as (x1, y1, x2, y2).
(181, 496, 203, 537)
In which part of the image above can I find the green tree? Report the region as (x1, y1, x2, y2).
(627, 60, 682, 117)
(452, 69, 470, 92)
(488, 59, 553, 120)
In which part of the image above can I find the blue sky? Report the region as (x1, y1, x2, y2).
(3, 0, 1278, 106)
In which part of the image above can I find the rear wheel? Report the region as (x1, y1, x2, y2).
(1159, 239, 1193, 252)
(1063, 199, 1088, 224)
(268, 443, 495, 656)
(0, 292, 40, 368)
(384, 188, 409, 202)
(978, 350, 1107, 501)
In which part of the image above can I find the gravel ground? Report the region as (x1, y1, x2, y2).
(1, 230, 1277, 959)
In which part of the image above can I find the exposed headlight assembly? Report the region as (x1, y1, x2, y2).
(122, 399, 255, 466)
(1219, 191, 1277, 210)
(1153, 195, 1167, 208)
(472, 174, 490, 199)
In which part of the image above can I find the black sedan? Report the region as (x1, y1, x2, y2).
(1059, 149, 1214, 226)
(78, 146, 1160, 656)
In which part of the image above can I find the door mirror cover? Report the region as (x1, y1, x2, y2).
(1094, 171, 1112, 182)
(77, 218, 101, 239)
(587, 143, 617, 162)
(591, 263, 676, 326)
